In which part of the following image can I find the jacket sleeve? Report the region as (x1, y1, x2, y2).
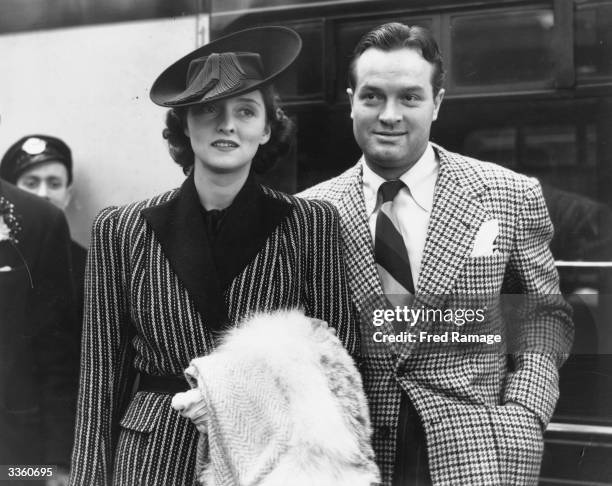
(70, 207, 132, 485)
(302, 200, 358, 356)
(502, 180, 574, 427)
(32, 208, 79, 466)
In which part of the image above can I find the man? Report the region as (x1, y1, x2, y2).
(301, 23, 573, 485)
(0, 135, 87, 321)
(0, 178, 78, 485)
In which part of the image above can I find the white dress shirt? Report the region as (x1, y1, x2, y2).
(362, 143, 439, 290)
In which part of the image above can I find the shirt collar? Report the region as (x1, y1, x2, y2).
(362, 143, 438, 214)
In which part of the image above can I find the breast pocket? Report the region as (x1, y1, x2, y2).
(454, 253, 508, 294)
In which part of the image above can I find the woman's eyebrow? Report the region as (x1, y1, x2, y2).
(236, 97, 262, 106)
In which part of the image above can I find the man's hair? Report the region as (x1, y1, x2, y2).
(348, 22, 445, 96)
(162, 84, 295, 175)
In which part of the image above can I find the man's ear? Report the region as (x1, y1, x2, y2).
(347, 88, 355, 120)
(432, 88, 445, 121)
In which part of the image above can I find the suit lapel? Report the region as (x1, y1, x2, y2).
(334, 152, 492, 362)
(214, 178, 292, 291)
(335, 163, 384, 311)
(141, 174, 293, 331)
(141, 173, 227, 330)
(417, 146, 491, 298)
(334, 152, 492, 302)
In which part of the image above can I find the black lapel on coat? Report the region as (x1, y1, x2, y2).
(214, 178, 292, 291)
(141, 173, 228, 330)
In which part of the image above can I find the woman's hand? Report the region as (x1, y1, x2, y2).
(309, 317, 337, 337)
(171, 388, 208, 434)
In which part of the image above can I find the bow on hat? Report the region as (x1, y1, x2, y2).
(173, 52, 263, 105)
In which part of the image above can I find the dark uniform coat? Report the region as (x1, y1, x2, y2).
(301, 145, 574, 486)
(0, 180, 78, 471)
(69, 174, 355, 485)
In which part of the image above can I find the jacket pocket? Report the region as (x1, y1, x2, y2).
(490, 403, 543, 485)
(114, 391, 167, 485)
(119, 391, 165, 433)
(426, 402, 500, 484)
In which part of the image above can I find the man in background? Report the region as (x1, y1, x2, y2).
(301, 23, 573, 485)
(0, 135, 86, 321)
(0, 177, 78, 485)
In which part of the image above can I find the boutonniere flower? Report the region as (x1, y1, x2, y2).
(0, 196, 22, 244)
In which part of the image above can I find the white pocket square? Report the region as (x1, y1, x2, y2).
(471, 219, 499, 257)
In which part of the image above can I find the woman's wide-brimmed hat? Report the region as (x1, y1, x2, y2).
(150, 26, 302, 108)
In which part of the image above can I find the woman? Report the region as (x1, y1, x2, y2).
(69, 27, 355, 485)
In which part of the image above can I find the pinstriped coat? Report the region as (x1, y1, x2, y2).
(300, 144, 573, 486)
(69, 174, 355, 486)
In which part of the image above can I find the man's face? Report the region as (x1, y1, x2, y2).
(16, 161, 71, 210)
(348, 47, 444, 178)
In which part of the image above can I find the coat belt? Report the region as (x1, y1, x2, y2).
(138, 372, 190, 394)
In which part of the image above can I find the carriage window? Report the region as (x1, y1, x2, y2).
(448, 7, 556, 91)
(215, 0, 371, 10)
(521, 124, 598, 196)
(460, 120, 599, 198)
(334, 16, 435, 101)
(553, 266, 612, 420)
(273, 20, 325, 100)
(463, 128, 518, 168)
(576, 1, 612, 82)
(522, 125, 578, 168)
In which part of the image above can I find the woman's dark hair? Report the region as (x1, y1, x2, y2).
(163, 85, 294, 175)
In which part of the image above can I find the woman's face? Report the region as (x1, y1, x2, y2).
(184, 90, 270, 175)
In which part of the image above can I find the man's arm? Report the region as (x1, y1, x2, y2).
(502, 180, 574, 427)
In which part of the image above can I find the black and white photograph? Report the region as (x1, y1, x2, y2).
(0, 0, 611, 485)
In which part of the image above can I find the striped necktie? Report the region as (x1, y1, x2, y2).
(375, 179, 415, 297)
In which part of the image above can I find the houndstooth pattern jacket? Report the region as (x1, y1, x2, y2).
(69, 174, 355, 486)
(300, 144, 573, 486)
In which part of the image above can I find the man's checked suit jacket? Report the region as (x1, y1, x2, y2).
(300, 144, 573, 486)
(69, 174, 356, 486)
